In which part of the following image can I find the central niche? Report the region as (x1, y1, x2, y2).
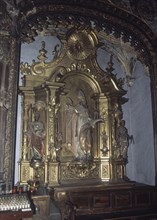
(56, 72, 103, 183)
(59, 75, 98, 161)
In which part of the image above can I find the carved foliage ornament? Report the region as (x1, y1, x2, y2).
(61, 162, 99, 180)
(19, 11, 152, 68)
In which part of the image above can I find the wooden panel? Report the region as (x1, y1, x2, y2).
(113, 191, 132, 209)
(135, 191, 151, 207)
(151, 190, 157, 205)
(93, 193, 110, 208)
(53, 183, 157, 220)
(71, 195, 90, 209)
(0, 210, 33, 220)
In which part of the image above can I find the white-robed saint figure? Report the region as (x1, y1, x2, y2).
(64, 91, 90, 158)
(65, 90, 102, 160)
(75, 90, 102, 159)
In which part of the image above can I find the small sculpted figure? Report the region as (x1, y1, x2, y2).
(27, 111, 45, 160)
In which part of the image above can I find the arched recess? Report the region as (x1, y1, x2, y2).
(13, 0, 157, 186)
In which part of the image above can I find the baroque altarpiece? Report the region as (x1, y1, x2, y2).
(19, 28, 130, 186)
(0, 0, 157, 219)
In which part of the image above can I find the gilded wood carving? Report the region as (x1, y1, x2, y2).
(19, 28, 131, 186)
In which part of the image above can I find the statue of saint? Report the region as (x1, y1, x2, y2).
(74, 90, 91, 159)
(64, 90, 102, 160)
(26, 111, 45, 161)
(116, 120, 129, 159)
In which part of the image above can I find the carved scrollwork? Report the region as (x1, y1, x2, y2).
(61, 161, 99, 180)
(66, 63, 90, 73)
(20, 41, 62, 76)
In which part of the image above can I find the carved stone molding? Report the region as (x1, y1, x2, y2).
(3, 37, 20, 187)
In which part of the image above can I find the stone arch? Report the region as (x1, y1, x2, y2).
(16, 0, 157, 184)
(2, 0, 156, 185)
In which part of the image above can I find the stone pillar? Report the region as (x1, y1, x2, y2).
(0, 32, 20, 190)
(0, 61, 8, 185)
